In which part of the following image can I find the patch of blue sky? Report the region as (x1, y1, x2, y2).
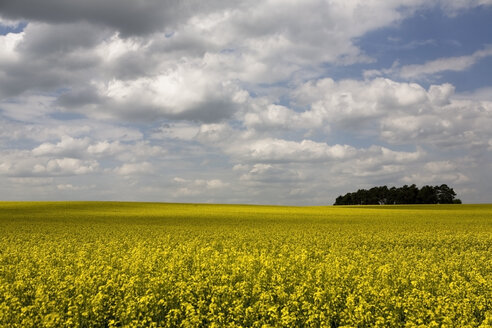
(441, 56, 492, 92)
(0, 21, 27, 35)
(355, 5, 492, 81)
(320, 62, 373, 82)
(299, 122, 379, 149)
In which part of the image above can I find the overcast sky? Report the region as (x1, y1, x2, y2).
(1, 0, 491, 205)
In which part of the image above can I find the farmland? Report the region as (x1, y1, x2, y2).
(0, 202, 491, 327)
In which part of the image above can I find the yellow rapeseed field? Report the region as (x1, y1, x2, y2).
(0, 202, 491, 327)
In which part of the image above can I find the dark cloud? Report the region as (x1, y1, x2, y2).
(17, 22, 109, 57)
(0, 0, 238, 37)
(56, 87, 103, 108)
(0, 23, 104, 99)
(0, 0, 177, 36)
(101, 97, 240, 124)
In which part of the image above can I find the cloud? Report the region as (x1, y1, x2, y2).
(288, 78, 492, 152)
(56, 183, 94, 191)
(380, 99, 492, 150)
(29, 136, 166, 162)
(32, 136, 91, 157)
(8, 177, 53, 186)
(437, 0, 492, 16)
(243, 103, 324, 132)
(0, 117, 143, 143)
(0, 30, 23, 62)
(173, 177, 229, 197)
(2, 0, 490, 122)
(150, 123, 200, 141)
(234, 139, 357, 163)
(0, 0, 229, 37)
(40, 157, 97, 175)
(0, 2, 422, 101)
(91, 64, 250, 122)
(289, 78, 432, 135)
(114, 162, 154, 176)
(239, 164, 305, 185)
(0, 95, 57, 120)
(0, 152, 98, 177)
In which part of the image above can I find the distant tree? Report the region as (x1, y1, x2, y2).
(436, 184, 456, 204)
(334, 184, 461, 205)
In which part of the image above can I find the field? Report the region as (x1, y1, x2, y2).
(0, 202, 491, 327)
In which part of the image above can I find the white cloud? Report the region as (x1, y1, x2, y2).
(92, 61, 250, 122)
(293, 78, 429, 122)
(44, 158, 98, 175)
(0, 31, 24, 63)
(39, 159, 95, 176)
(173, 177, 229, 197)
(0, 148, 98, 177)
(235, 138, 357, 163)
(114, 162, 154, 176)
(32, 136, 91, 157)
(380, 99, 492, 149)
(239, 164, 304, 184)
(424, 161, 457, 173)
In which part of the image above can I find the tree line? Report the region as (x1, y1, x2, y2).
(334, 184, 462, 205)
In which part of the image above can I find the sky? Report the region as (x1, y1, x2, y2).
(0, 0, 491, 205)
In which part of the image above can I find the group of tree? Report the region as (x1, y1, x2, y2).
(334, 184, 462, 205)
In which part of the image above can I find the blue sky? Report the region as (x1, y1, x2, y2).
(358, 5, 492, 90)
(0, 0, 491, 204)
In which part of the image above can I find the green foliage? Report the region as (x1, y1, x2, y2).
(334, 184, 460, 205)
(0, 202, 491, 327)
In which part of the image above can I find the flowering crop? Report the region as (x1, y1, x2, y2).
(0, 202, 491, 327)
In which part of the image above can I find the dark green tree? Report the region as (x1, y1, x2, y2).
(334, 184, 461, 205)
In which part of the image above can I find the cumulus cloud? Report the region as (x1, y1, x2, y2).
(92, 64, 250, 122)
(0, 152, 98, 177)
(287, 78, 492, 153)
(292, 78, 430, 126)
(380, 99, 492, 150)
(32, 136, 91, 157)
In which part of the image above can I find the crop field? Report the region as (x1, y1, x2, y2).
(0, 202, 491, 327)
